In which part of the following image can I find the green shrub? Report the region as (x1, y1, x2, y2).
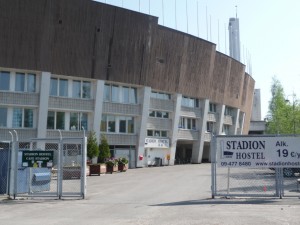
(98, 135, 111, 163)
(87, 131, 99, 160)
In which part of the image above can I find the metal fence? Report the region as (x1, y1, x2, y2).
(211, 135, 300, 199)
(5, 137, 87, 199)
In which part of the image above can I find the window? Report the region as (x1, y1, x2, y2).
(56, 112, 65, 129)
(149, 110, 169, 119)
(179, 117, 197, 130)
(151, 91, 170, 100)
(207, 122, 214, 133)
(107, 115, 116, 132)
(59, 79, 68, 97)
(162, 112, 169, 118)
(156, 111, 162, 118)
(122, 87, 129, 103)
(223, 125, 230, 135)
(209, 103, 216, 113)
(47, 111, 55, 129)
(0, 108, 7, 127)
(47, 111, 65, 130)
(82, 81, 91, 98)
(182, 96, 199, 108)
(15, 73, 36, 93)
(50, 78, 68, 97)
(24, 109, 33, 128)
(100, 115, 107, 132)
(15, 73, 25, 92)
(72, 80, 91, 99)
(147, 130, 168, 137)
(27, 74, 36, 92)
(119, 116, 126, 133)
(104, 84, 137, 104)
(50, 78, 58, 96)
(72, 80, 81, 98)
(161, 131, 167, 137)
(111, 85, 119, 102)
(127, 117, 134, 133)
(129, 87, 137, 103)
(149, 111, 155, 117)
(101, 115, 134, 134)
(70, 112, 88, 131)
(0, 71, 10, 91)
(104, 84, 111, 101)
(225, 107, 233, 116)
(12, 108, 22, 128)
(12, 108, 34, 128)
(147, 130, 153, 136)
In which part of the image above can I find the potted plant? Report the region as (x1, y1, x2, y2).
(118, 157, 129, 172)
(87, 131, 104, 176)
(105, 158, 118, 173)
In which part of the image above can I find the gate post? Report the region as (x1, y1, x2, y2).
(58, 137, 63, 199)
(211, 135, 216, 199)
(81, 136, 87, 199)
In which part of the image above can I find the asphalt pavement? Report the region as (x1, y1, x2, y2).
(1, 164, 300, 225)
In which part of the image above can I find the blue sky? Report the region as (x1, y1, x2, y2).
(95, 0, 300, 119)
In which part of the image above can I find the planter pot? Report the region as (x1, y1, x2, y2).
(89, 164, 107, 176)
(106, 165, 118, 174)
(118, 163, 128, 172)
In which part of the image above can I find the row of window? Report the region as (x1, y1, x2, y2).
(47, 111, 88, 130)
(151, 91, 171, 100)
(179, 117, 197, 130)
(182, 96, 199, 108)
(104, 84, 137, 104)
(149, 110, 169, 119)
(101, 115, 134, 134)
(50, 78, 91, 99)
(147, 130, 167, 137)
(0, 71, 36, 92)
(0, 107, 34, 128)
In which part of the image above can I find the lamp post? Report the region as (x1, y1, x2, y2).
(286, 94, 296, 135)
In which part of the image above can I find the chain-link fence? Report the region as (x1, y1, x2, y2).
(211, 135, 300, 198)
(8, 137, 86, 199)
(0, 141, 10, 195)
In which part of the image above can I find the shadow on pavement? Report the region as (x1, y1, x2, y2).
(150, 198, 300, 206)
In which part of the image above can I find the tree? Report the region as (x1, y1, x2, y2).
(98, 135, 111, 163)
(266, 77, 299, 134)
(87, 131, 99, 160)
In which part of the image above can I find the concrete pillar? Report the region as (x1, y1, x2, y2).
(229, 108, 240, 135)
(37, 72, 51, 138)
(169, 94, 182, 165)
(93, 80, 104, 144)
(136, 87, 151, 167)
(191, 99, 209, 163)
(216, 104, 225, 135)
(239, 112, 245, 135)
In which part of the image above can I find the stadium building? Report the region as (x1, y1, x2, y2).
(0, 0, 255, 168)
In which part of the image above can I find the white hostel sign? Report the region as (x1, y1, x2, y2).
(216, 136, 300, 168)
(145, 138, 169, 148)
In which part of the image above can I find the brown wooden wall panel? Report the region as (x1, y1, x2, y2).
(144, 27, 185, 93)
(240, 74, 255, 134)
(209, 52, 231, 104)
(223, 59, 245, 107)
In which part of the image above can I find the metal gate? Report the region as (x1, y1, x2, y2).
(211, 135, 300, 199)
(9, 137, 86, 199)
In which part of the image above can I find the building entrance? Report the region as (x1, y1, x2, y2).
(175, 142, 193, 164)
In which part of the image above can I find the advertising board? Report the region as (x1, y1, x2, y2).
(216, 136, 300, 168)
